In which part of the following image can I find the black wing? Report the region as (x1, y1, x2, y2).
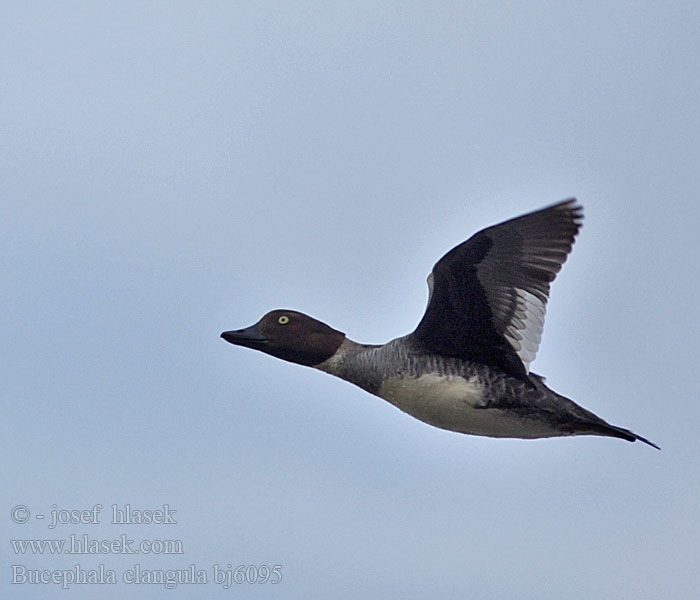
(410, 199, 583, 377)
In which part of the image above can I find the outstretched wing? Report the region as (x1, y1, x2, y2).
(410, 199, 583, 377)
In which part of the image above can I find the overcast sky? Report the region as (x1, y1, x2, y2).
(2, 2, 699, 599)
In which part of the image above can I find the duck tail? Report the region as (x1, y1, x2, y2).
(582, 422, 660, 450)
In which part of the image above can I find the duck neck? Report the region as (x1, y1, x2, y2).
(314, 337, 386, 395)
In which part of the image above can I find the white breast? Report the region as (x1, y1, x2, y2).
(377, 373, 555, 438)
(378, 374, 485, 430)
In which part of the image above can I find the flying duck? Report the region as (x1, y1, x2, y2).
(221, 200, 658, 448)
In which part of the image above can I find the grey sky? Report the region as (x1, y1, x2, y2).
(2, 2, 699, 598)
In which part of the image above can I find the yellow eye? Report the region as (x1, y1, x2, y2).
(278, 315, 290, 325)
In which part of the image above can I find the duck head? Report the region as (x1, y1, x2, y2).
(221, 309, 345, 367)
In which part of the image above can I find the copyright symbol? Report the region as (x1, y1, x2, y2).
(11, 505, 30, 523)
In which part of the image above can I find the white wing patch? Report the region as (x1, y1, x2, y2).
(502, 288, 546, 372)
(426, 272, 435, 307)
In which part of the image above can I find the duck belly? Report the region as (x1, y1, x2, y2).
(377, 373, 559, 439)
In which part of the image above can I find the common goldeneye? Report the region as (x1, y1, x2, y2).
(222, 200, 658, 448)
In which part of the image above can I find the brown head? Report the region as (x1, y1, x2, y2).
(221, 310, 345, 367)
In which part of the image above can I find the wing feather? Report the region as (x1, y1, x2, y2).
(410, 199, 583, 376)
